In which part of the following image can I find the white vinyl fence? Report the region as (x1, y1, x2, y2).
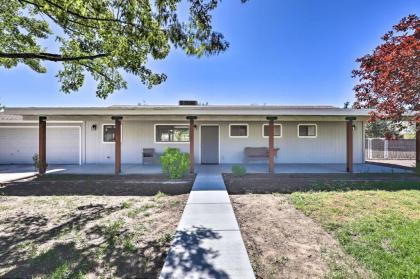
(366, 138, 416, 160)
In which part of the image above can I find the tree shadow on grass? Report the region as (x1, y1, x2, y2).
(1, 242, 97, 279)
(0, 204, 121, 277)
(0, 203, 181, 278)
(160, 226, 230, 279)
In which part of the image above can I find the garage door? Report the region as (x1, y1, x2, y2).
(0, 126, 80, 164)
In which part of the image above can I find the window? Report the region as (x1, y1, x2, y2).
(102, 124, 122, 143)
(298, 124, 317, 138)
(229, 124, 248, 138)
(262, 124, 282, 138)
(155, 125, 189, 143)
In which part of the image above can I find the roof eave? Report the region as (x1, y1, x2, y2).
(3, 107, 373, 117)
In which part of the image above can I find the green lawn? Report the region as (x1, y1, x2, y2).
(291, 189, 420, 279)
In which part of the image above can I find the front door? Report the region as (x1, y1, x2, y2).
(201, 126, 219, 164)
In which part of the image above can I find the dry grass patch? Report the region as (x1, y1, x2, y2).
(230, 194, 370, 279)
(0, 192, 188, 278)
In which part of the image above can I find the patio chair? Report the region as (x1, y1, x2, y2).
(142, 148, 160, 164)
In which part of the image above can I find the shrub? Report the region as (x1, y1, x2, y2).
(121, 201, 132, 209)
(122, 234, 136, 253)
(160, 148, 190, 179)
(232, 165, 246, 177)
(32, 153, 48, 172)
(104, 220, 124, 246)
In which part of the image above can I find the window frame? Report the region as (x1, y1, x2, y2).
(297, 123, 318, 138)
(154, 124, 190, 144)
(102, 123, 123, 144)
(229, 123, 249, 138)
(262, 123, 282, 138)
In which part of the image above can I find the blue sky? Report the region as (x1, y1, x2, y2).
(0, 0, 418, 107)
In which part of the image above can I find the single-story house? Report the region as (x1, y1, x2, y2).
(0, 101, 387, 173)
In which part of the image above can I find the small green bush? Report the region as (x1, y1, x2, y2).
(122, 234, 136, 253)
(160, 148, 190, 179)
(232, 165, 246, 177)
(104, 220, 124, 246)
(32, 153, 48, 172)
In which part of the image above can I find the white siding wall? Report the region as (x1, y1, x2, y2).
(0, 119, 364, 165)
(216, 121, 363, 164)
(83, 119, 364, 164)
(85, 120, 192, 164)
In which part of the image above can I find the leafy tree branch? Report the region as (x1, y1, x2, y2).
(0, 0, 248, 98)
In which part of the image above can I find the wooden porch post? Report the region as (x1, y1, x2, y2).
(267, 116, 278, 173)
(416, 123, 420, 168)
(112, 116, 123, 175)
(346, 117, 356, 172)
(186, 116, 197, 174)
(38, 116, 47, 174)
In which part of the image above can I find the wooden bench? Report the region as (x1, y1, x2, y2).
(244, 147, 279, 162)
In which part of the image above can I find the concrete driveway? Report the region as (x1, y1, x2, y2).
(0, 165, 38, 183)
(0, 165, 72, 183)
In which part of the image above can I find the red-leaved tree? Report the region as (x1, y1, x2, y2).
(352, 15, 419, 125)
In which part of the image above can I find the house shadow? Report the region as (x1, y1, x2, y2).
(160, 226, 230, 279)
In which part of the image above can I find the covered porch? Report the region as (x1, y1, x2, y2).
(5, 114, 368, 176)
(2, 105, 418, 176)
(0, 163, 411, 182)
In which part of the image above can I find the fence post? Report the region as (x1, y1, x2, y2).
(384, 139, 389, 159)
(368, 138, 372, 159)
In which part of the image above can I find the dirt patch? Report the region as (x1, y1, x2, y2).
(224, 173, 420, 194)
(291, 190, 420, 278)
(231, 194, 371, 279)
(0, 174, 195, 196)
(0, 193, 188, 278)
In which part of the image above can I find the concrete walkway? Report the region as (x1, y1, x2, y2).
(160, 166, 255, 279)
(366, 159, 416, 169)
